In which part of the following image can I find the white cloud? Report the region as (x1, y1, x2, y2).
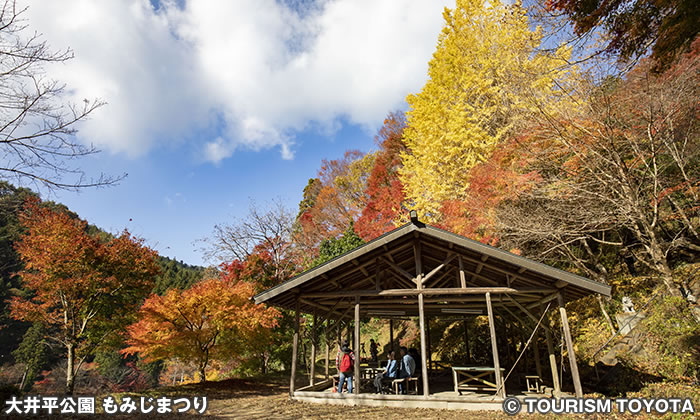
(23, 0, 452, 161)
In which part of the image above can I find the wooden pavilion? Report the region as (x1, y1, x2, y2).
(253, 216, 611, 410)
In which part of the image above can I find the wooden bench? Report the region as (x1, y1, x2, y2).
(392, 375, 420, 395)
(525, 375, 541, 393)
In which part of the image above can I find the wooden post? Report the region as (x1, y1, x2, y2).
(558, 293, 583, 398)
(418, 291, 429, 396)
(354, 296, 361, 394)
(346, 321, 352, 345)
(458, 256, 466, 288)
(502, 318, 513, 366)
(463, 319, 471, 363)
(486, 292, 504, 398)
(289, 299, 300, 397)
(336, 321, 342, 348)
(335, 322, 341, 374)
(426, 316, 432, 374)
(533, 330, 543, 381)
(325, 331, 330, 380)
(415, 242, 430, 396)
(541, 304, 560, 397)
(310, 311, 317, 386)
(389, 319, 394, 352)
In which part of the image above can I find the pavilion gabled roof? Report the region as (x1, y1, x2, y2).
(253, 221, 611, 317)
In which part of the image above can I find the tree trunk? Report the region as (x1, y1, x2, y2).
(597, 295, 615, 332)
(66, 343, 75, 395)
(199, 364, 207, 383)
(260, 352, 268, 375)
(19, 366, 29, 392)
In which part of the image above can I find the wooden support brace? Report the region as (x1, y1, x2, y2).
(381, 256, 415, 282)
(558, 293, 583, 398)
(422, 252, 456, 284)
(486, 292, 504, 398)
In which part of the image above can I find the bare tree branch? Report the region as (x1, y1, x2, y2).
(0, 0, 124, 191)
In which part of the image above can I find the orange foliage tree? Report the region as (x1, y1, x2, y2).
(356, 112, 409, 240)
(438, 136, 541, 245)
(123, 273, 279, 382)
(11, 200, 159, 394)
(297, 150, 375, 251)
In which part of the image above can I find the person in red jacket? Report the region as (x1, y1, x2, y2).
(335, 341, 355, 393)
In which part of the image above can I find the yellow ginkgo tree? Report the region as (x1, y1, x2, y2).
(400, 0, 573, 223)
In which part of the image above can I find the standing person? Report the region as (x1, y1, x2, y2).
(373, 350, 398, 393)
(369, 339, 378, 365)
(397, 346, 415, 394)
(335, 341, 355, 393)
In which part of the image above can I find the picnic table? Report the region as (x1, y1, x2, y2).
(360, 367, 384, 379)
(452, 366, 506, 395)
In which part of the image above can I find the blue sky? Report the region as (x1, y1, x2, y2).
(20, 0, 454, 266)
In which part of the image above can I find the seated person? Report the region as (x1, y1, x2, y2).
(373, 350, 398, 393)
(396, 346, 416, 393)
(408, 348, 422, 378)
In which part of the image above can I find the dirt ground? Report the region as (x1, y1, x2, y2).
(163, 377, 509, 420)
(45, 376, 678, 419)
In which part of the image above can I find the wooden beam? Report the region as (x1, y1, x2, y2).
(338, 304, 354, 322)
(354, 296, 361, 395)
(422, 242, 541, 287)
(375, 260, 381, 291)
(472, 255, 488, 283)
(381, 256, 415, 283)
(415, 241, 430, 396)
(541, 303, 560, 397)
(290, 298, 300, 397)
(486, 292, 504, 398)
(316, 243, 413, 290)
(318, 299, 344, 325)
(304, 287, 526, 298)
(352, 259, 370, 277)
(422, 252, 456, 284)
(299, 298, 332, 315)
(558, 293, 583, 398)
(389, 319, 394, 352)
(426, 316, 432, 373)
(324, 324, 330, 380)
(418, 284, 430, 397)
(388, 271, 414, 289)
(527, 291, 560, 310)
(310, 311, 317, 386)
(505, 294, 553, 334)
(533, 327, 543, 382)
(458, 265, 500, 286)
(458, 256, 467, 288)
(322, 274, 341, 289)
(383, 245, 395, 262)
(430, 266, 455, 288)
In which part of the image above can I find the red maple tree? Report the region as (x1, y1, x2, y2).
(11, 199, 159, 394)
